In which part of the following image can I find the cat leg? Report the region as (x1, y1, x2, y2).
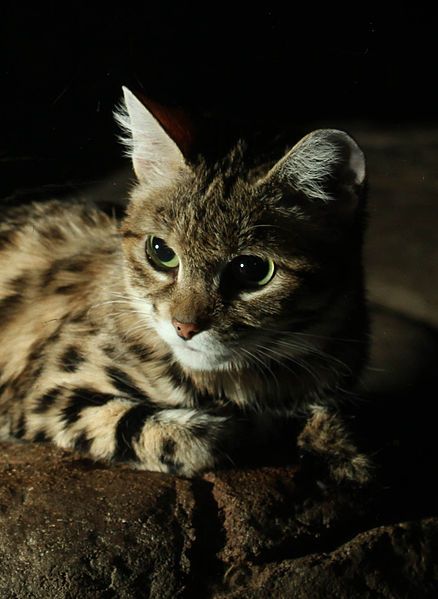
(22, 387, 231, 476)
(297, 405, 372, 485)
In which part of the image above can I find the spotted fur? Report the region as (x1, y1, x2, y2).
(0, 89, 371, 480)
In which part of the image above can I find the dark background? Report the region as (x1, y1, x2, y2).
(1, 6, 437, 200)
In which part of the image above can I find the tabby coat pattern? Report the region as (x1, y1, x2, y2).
(0, 88, 370, 480)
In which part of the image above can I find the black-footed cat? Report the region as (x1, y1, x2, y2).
(0, 88, 370, 482)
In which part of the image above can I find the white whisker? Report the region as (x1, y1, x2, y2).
(257, 325, 364, 345)
(240, 347, 281, 396)
(254, 342, 321, 387)
(274, 338, 352, 376)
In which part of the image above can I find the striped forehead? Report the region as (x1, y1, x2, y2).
(168, 174, 264, 248)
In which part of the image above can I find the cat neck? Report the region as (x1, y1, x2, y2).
(178, 355, 343, 413)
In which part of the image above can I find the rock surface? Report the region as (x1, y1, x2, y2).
(0, 443, 195, 598)
(1, 127, 437, 598)
(1, 441, 438, 598)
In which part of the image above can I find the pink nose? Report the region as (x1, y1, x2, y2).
(172, 318, 200, 340)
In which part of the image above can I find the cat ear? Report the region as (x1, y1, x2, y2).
(262, 129, 365, 207)
(115, 87, 186, 183)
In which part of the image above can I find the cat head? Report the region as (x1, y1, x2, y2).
(116, 88, 366, 373)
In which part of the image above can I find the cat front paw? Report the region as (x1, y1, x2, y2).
(297, 405, 372, 486)
(133, 409, 231, 477)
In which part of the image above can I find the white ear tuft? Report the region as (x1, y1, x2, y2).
(114, 87, 185, 183)
(265, 129, 365, 204)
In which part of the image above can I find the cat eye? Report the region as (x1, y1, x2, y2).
(146, 235, 179, 271)
(229, 255, 275, 288)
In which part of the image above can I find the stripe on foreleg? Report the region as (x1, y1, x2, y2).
(114, 402, 157, 462)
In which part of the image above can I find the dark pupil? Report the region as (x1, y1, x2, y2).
(153, 238, 175, 263)
(231, 255, 268, 284)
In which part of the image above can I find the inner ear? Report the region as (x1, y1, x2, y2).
(137, 94, 195, 159)
(322, 130, 366, 193)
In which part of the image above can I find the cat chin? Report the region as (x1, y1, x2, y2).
(171, 345, 234, 372)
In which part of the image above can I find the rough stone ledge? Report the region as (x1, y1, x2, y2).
(218, 518, 438, 599)
(1, 441, 437, 598)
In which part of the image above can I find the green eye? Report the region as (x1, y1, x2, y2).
(146, 235, 179, 270)
(230, 255, 275, 288)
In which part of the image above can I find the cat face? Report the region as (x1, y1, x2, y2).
(117, 88, 366, 372)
